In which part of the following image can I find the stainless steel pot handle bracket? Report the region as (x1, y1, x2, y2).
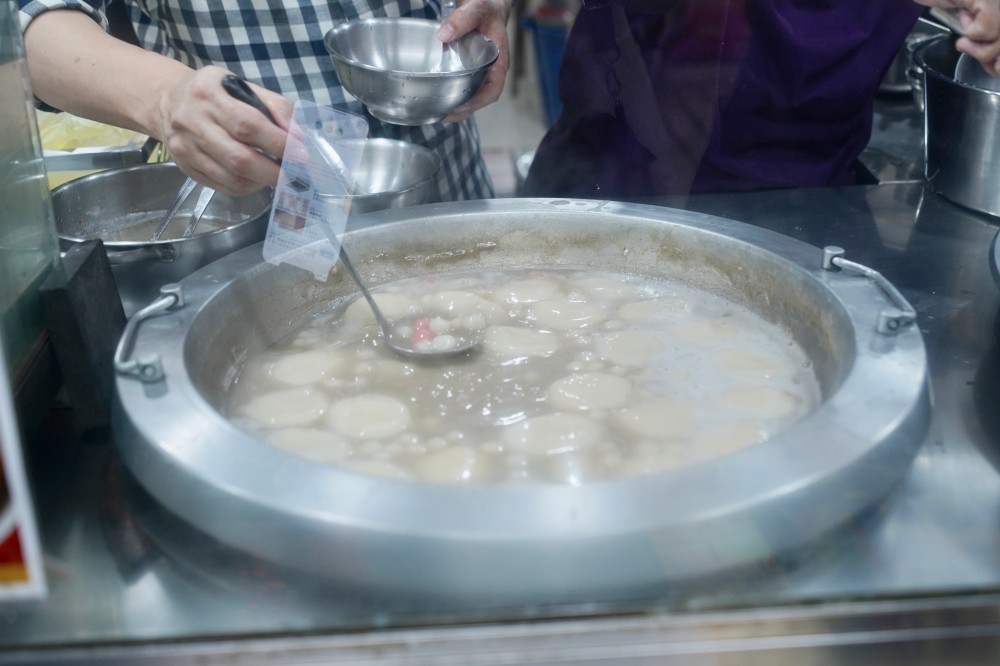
(821, 246, 917, 335)
(114, 283, 185, 385)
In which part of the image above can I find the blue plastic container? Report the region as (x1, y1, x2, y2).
(524, 18, 570, 126)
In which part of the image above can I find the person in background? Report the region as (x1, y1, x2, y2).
(18, 0, 513, 201)
(523, 0, 1000, 200)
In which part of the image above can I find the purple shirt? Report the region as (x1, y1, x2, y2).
(523, 0, 925, 197)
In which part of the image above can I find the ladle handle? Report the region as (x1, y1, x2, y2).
(222, 75, 279, 125)
(221, 75, 283, 166)
(333, 243, 395, 342)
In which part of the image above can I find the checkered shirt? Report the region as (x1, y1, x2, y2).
(18, 0, 495, 201)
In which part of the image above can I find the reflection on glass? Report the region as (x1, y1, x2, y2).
(0, 17, 59, 376)
(524, 1, 925, 198)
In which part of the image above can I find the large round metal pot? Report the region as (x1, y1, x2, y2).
(113, 199, 929, 606)
(52, 163, 272, 317)
(914, 36, 1000, 218)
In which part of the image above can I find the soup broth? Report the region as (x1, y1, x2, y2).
(226, 269, 821, 485)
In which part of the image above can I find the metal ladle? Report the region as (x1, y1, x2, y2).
(432, 0, 464, 73)
(221, 75, 480, 361)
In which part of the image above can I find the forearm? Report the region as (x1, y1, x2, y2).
(22, 9, 193, 139)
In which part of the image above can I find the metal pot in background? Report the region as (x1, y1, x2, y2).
(52, 163, 272, 317)
(914, 36, 1000, 219)
(881, 17, 947, 99)
(330, 138, 441, 214)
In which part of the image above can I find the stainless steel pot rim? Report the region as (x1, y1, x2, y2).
(57, 216, 267, 247)
(324, 18, 500, 77)
(52, 162, 273, 246)
(914, 34, 1000, 96)
(114, 198, 929, 592)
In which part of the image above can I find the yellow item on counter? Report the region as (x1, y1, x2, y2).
(38, 111, 162, 188)
(37, 110, 139, 151)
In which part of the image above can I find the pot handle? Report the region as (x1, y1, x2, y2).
(822, 246, 916, 335)
(106, 243, 176, 264)
(114, 283, 185, 384)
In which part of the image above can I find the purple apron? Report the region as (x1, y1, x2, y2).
(522, 0, 924, 197)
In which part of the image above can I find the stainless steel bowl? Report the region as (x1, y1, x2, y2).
(881, 17, 947, 96)
(324, 18, 499, 126)
(113, 199, 929, 606)
(52, 163, 272, 317)
(955, 53, 1000, 92)
(914, 36, 1000, 218)
(341, 138, 442, 213)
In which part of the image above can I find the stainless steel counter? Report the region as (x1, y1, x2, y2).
(3, 102, 1000, 663)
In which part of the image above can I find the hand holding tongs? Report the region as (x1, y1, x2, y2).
(222, 75, 363, 194)
(149, 75, 281, 242)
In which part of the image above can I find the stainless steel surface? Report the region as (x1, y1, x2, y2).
(308, 133, 367, 194)
(955, 53, 1000, 92)
(880, 18, 947, 95)
(110, 198, 927, 606)
(113, 286, 184, 384)
(915, 36, 1000, 218)
(434, 0, 463, 73)
(861, 98, 925, 183)
(821, 247, 917, 334)
(5, 594, 1000, 665)
(181, 185, 216, 238)
(3, 180, 1000, 663)
(149, 176, 198, 241)
(230, 77, 440, 211)
(343, 138, 442, 212)
(51, 163, 272, 316)
(324, 18, 499, 125)
(8, 6, 1000, 661)
(219, 76, 440, 207)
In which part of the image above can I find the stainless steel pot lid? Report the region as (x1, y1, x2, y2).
(112, 198, 929, 607)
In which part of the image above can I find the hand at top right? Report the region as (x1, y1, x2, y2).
(915, 0, 1000, 75)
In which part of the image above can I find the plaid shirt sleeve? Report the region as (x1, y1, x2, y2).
(17, 0, 108, 33)
(17, 1, 108, 112)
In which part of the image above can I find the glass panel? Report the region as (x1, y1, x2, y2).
(4, 1, 1000, 661)
(0, 0, 58, 377)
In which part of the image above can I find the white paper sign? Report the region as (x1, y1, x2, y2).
(0, 331, 47, 602)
